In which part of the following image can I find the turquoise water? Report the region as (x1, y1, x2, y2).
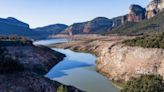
(34, 39, 119, 92)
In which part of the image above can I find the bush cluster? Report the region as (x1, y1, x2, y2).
(124, 32, 164, 49)
(0, 47, 24, 73)
(121, 75, 164, 92)
(0, 36, 33, 46)
(57, 85, 67, 92)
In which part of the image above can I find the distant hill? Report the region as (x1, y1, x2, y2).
(63, 17, 114, 35)
(0, 0, 163, 38)
(0, 17, 43, 39)
(62, 3, 151, 35)
(0, 17, 68, 39)
(34, 24, 68, 38)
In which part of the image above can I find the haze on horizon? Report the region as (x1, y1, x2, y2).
(0, 0, 151, 28)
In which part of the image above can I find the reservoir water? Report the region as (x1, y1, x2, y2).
(34, 39, 119, 92)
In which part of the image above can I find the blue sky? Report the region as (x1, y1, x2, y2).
(0, 0, 151, 28)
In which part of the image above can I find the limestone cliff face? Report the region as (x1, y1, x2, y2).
(128, 5, 146, 22)
(147, 0, 164, 11)
(97, 44, 164, 81)
(64, 0, 164, 35)
(146, 0, 164, 19)
(122, 5, 146, 23)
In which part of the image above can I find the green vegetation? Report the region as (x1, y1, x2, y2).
(107, 10, 164, 35)
(0, 47, 24, 73)
(57, 85, 67, 92)
(124, 32, 164, 49)
(0, 36, 33, 46)
(121, 75, 164, 92)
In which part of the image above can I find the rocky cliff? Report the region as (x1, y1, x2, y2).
(5, 45, 65, 74)
(146, 0, 164, 18)
(120, 0, 164, 23)
(0, 71, 81, 92)
(64, 17, 113, 35)
(0, 38, 82, 92)
(64, 1, 158, 35)
(126, 4, 146, 22)
(96, 44, 164, 82)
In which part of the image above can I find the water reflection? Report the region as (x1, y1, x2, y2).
(35, 39, 119, 92)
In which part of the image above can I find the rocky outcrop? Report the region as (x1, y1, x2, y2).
(0, 71, 82, 92)
(64, 17, 113, 35)
(65, 22, 86, 35)
(5, 45, 65, 74)
(147, 0, 164, 11)
(64, 3, 155, 35)
(83, 17, 113, 33)
(96, 44, 164, 82)
(128, 5, 146, 22)
(146, 9, 158, 19)
(122, 5, 146, 23)
(146, 0, 164, 19)
(111, 17, 122, 28)
(122, 0, 164, 22)
(0, 38, 82, 92)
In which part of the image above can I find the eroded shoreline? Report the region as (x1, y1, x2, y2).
(49, 35, 164, 89)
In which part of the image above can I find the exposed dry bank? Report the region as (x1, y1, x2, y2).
(49, 35, 164, 84)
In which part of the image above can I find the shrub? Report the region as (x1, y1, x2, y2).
(0, 47, 24, 73)
(57, 85, 67, 92)
(121, 75, 164, 92)
(0, 36, 33, 46)
(124, 32, 164, 49)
